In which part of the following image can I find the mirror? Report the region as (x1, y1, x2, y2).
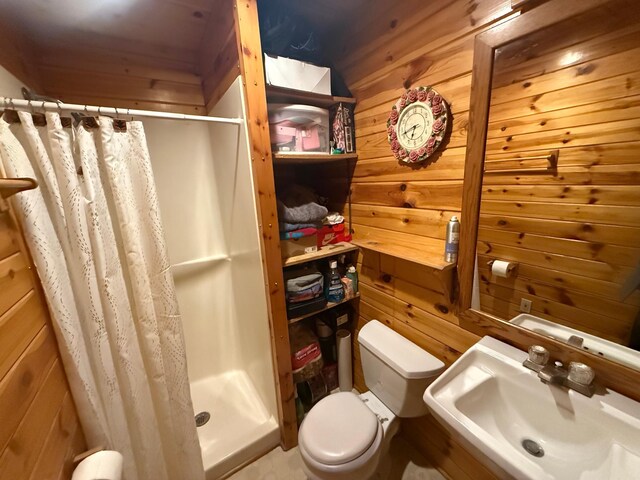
(459, 0, 640, 372)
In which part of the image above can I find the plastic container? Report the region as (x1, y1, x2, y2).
(268, 104, 330, 153)
(325, 260, 345, 303)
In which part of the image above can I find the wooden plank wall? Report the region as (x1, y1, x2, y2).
(199, 0, 241, 112)
(478, 22, 640, 345)
(33, 42, 206, 115)
(0, 205, 86, 479)
(325, 0, 526, 477)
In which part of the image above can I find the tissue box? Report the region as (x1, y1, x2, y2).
(264, 54, 331, 95)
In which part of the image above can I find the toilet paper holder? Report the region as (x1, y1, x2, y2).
(487, 260, 517, 277)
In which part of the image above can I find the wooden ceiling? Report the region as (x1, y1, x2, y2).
(0, 0, 216, 74)
(0, 0, 363, 113)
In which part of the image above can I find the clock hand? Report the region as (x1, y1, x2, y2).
(402, 124, 419, 135)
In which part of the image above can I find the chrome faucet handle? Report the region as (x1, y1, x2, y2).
(566, 362, 596, 397)
(523, 345, 549, 372)
(568, 362, 594, 385)
(567, 335, 584, 348)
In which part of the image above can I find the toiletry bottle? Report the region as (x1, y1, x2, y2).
(325, 260, 345, 303)
(444, 216, 460, 263)
(346, 266, 358, 294)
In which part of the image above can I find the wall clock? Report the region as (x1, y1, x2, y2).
(386, 86, 449, 163)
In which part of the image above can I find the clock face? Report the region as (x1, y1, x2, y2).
(396, 102, 434, 150)
(386, 86, 449, 164)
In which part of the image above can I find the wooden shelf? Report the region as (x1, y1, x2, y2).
(273, 152, 357, 165)
(288, 293, 360, 325)
(266, 85, 355, 108)
(352, 227, 455, 272)
(283, 241, 359, 267)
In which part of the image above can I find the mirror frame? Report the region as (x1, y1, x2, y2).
(457, 0, 640, 400)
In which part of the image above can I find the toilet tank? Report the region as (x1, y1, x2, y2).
(358, 320, 445, 417)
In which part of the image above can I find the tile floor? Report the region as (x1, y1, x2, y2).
(227, 436, 445, 480)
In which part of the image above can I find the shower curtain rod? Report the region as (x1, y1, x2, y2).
(0, 97, 243, 125)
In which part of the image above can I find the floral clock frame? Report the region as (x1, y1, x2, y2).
(386, 86, 449, 164)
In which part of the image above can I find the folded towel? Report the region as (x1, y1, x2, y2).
(278, 199, 328, 224)
(277, 185, 328, 224)
(280, 222, 321, 232)
(280, 228, 318, 240)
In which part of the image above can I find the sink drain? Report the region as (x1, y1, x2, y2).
(522, 439, 544, 458)
(195, 411, 210, 427)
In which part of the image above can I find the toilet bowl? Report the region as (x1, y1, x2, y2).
(298, 320, 444, 480)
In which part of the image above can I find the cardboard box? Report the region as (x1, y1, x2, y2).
(281, 235, 318, 259)
(264, 54, 331, 95)
(330, 102, 356, 153)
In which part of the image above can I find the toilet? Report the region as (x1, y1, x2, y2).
(298, 320, 445, 480)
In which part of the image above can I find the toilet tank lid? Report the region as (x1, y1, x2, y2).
(358, 320, 445, 379)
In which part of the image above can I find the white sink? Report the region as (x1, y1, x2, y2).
(423, 336, 640, 480)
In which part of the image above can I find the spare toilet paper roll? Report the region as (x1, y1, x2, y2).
(72, 450, 123, 480)
(336, 329, 353, 392)
(491, 260, 513, 278)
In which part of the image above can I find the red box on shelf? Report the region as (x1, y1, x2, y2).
(317, 223, 352, 247)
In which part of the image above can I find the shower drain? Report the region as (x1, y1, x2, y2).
(521, 438, 544, 458)
(195, 411, 211, 427)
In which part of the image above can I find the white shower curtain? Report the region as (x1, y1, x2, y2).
(0, 112, 204, 480)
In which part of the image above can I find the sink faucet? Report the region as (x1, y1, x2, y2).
(523, 345, 596, 397)
(539, 361, 567, 385)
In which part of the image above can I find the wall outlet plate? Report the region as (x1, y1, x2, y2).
(520, 298, 532, 313)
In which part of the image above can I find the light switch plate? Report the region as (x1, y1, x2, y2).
(520, 298, 532, 313)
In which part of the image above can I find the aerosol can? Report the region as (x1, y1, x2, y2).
(444, 216, 460, 263)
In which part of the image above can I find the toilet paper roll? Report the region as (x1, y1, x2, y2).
(72, 450, 123, 480)
(491, 260, 513, 278)
(336, 329, 353, 392)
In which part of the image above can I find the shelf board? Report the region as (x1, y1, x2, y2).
(282, 241, 359, 267)
(288, 293, 360, 325)
(273, 152, 357, 165)
(266, 85, 355, 109)
(352, 227, 455, 272)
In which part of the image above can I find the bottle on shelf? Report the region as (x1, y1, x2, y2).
(325, 260, 345, 303)
(444, 215, 460, 263)
(346, 265, 358, 294)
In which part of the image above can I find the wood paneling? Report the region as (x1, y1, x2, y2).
(34, 47, 206, 115)
(199, 0, 240, 111)
(325, 1, 512, 476)
(0, 207, 85, 479)
(315, 0, 640, 477)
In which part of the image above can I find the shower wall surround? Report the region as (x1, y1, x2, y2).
(145, 77, 279, 478)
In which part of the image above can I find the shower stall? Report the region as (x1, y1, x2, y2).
(144, 78, 279, 479)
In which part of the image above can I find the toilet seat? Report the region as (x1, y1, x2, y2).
(300, 392, 379, 465)
(298, 392, 384, 479)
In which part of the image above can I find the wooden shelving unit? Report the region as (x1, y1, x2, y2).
(288, 293, 360, 325)
(273, 152, 357, 165)
(282, 241, 359, 268)
(266, 85, 356, 109)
